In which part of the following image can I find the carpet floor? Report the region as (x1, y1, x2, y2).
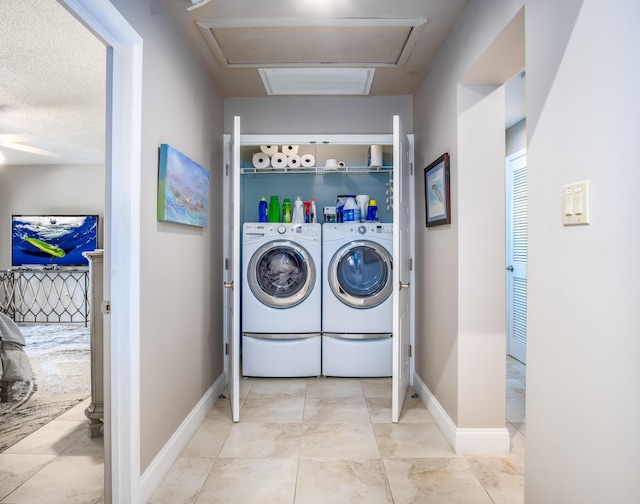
(0, 323, 90, 452)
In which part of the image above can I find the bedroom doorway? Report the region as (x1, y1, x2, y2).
(60, 1, 143, 503)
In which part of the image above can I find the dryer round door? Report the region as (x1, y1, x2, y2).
(328, 240, 393, 308)
(247, 240, 317, 309)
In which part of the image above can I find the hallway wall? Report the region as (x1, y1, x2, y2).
(109, 0, 226, 473)
(412, 0, 524, 427)
(525, 0, 640, 501)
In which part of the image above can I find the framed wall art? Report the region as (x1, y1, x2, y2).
(424, 153, 451, 227)
(157, 143, 210, 227)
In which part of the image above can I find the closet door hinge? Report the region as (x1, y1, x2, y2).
(225, 343, 229, 355)
(409, 258, 413, 271)
(225, 258, 230, 270)
(225, 163, 229, 176)
(410, 162, 413, 175)
(408, 344, 412, 357)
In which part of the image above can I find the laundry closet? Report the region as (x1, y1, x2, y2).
(223, 112, 413, 423)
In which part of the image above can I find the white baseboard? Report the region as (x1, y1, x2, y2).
(412, 372, 510, 454)
(140, 372, 227, 503)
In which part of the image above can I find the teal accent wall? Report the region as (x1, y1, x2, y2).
(241, 172, 391, 224)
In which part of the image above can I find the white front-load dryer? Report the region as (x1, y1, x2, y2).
(242, 222, 321, 377)
(322, 222, 393, 377)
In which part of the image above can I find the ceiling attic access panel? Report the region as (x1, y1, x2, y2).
(196, 18, 428, 68)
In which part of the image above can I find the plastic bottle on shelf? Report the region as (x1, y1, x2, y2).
(335, 195, 351, 223)
(366, 199, 378, 221)
(268, 195, 280, 223)
(310, 198, 317, 223)
(258, 197, 268, 222)
(282, 198, 292, 223)
(303, 202, 311, 223)
(343, 196, 360, 222)
(292, 197, 305, 223)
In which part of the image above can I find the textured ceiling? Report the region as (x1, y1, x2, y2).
(0, 0, 105, 165)
(163, 0, 472, 97)
(0, 0, 525, 167)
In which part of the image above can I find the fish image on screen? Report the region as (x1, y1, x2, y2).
(11, 215, 99, 266)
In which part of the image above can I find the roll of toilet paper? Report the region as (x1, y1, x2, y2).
(282, 145, 299, 156)
(252, 153, 271, 169)
(301, 154, 315, 168)
(368, 145, 383, 167)
(338, 161, 346, 169)
(287, 155, 301, 168)
(270, 153, 288, 168)
(260, 145, 278, 155)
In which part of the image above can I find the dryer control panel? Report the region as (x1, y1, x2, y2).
(265, 223, 321, 240)
(338, 223, 393, 236)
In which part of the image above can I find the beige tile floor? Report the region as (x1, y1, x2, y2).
(0, 397, 105, 504)
(0, 357, 526, 504)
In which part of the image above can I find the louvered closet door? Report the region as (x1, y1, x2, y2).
(506, 149, 527, 364)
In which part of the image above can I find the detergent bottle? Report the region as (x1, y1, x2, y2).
(343, 196, 360, 222)
(258, 197, 268, 222)
(292, 196, 305, 223)
(268, 195, 280, 222)
(366, 199, 378, 221)
(282, 198, 292, 223)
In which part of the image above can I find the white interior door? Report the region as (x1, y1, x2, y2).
(223, 116, 241, 421)
(506, 149, 527, 363)
(392, 115, 411, 422)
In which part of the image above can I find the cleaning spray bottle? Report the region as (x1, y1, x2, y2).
(310, 197, 317, 223)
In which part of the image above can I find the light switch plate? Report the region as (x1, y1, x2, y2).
(562, 180, 590, 225)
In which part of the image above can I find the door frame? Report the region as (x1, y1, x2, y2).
(225, 128, 415, 422)
(59, 1, 142, 502)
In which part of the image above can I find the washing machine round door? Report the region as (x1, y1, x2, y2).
(328, 240, 393, 308)
(248, 240, 316, 308)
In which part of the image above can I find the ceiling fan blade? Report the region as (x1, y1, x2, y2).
(0, 140, 61, 158)
(0, 134, 35, 143)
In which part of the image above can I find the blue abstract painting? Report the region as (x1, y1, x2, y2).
(157, 144, 210, 227)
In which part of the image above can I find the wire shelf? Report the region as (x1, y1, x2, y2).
(240, 165, 393, 175)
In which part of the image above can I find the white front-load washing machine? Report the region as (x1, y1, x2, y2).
(322, 222, 394, 377)
(242, 222, 321, 377)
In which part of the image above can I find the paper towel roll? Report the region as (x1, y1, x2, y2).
(325, 158, 338, 170)
(252, 153, 271, 169)
(270, 153, 288, 169)
(282, 145, 299, 156)
(260, 145, 278, 155)
(301, 154, 315, 168)
(368, 145, 383, 167)
(287, 155, 301, 168)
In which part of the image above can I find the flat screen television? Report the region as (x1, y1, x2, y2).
(11, 215, 99, 267)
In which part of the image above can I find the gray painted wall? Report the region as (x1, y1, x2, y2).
(412, 0, 524, 427)
(225, 96, 412, 135)
(414, 0, 639, 500)
(0, 164, 105, 269)
(525, 1, 640, 501)
(506, 118, 526, 156)
(109, 0, 226, 473)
